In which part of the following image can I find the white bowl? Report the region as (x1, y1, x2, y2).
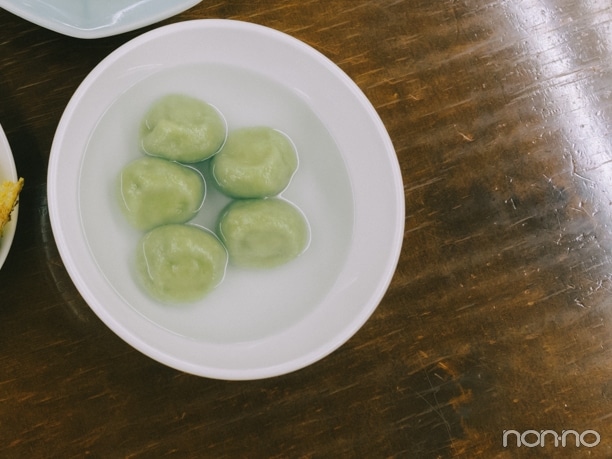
(0, 123, 19, 271)
(0, 0, 201, 39)
(48, 19, 404, 380)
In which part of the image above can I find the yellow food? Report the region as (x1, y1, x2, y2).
(0, 178, 23, 236)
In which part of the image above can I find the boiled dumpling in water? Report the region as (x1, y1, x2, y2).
(136, 224, 228, 303)
(140, 94, 227, 163)
(212, 127, 298, 198)
(217, 198, 309, 268)
(118, 156, 205, 231)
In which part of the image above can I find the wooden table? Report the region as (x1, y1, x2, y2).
(1, 1, 612, 457)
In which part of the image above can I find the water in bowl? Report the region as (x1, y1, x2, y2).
(79, 63, 354, 344)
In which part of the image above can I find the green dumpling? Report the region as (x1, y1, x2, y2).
(212, 127, 298, 198)
(136, 224, 228, 303)
(140, 94, 227, 163)
(218, 198, 310, 268)
(118, 157, 205, 231)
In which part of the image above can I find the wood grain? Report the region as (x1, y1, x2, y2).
(1, 1, 612, 457)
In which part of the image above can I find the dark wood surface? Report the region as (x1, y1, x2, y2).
(1, 1, 612, 457)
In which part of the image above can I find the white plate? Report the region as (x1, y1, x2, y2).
(0, 0, 201, 39)
(48, 19, 404, 380)
(0, 122, 18, 271)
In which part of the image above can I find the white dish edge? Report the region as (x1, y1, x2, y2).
(0, 123, 19, 271)
(0, 0, 202, 38)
